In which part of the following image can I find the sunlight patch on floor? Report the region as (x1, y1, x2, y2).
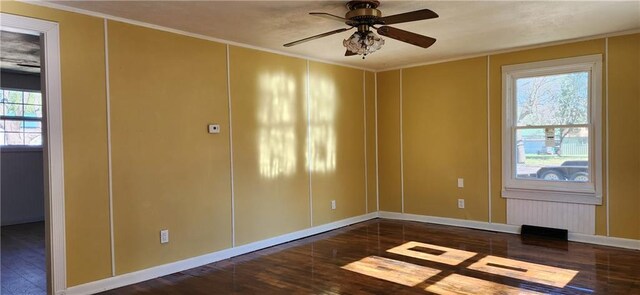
(425, 273, 545, 295)
(468, 255, 578, 288)
(386, 241, 476, 266)
(342, 241, 580, 293)
(341, 256, 441, 287)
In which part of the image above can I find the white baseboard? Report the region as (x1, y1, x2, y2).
(62, 212, 379, 295)
(568, 232, 640, 250)
(379, 211, 640, 250)
(378, 211, 520, 234)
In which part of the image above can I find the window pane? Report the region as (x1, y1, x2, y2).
(24, 121, 41, 133)
(3, 119, 24, 132)
(24, 92, 42, 105)
(23, 104, 42, 118)
(516, 72, 589, 127)
(515, 127, 589, 182)
(5, 90, 23, 103)
(5, 103, 24, 116)
(5, 132, 24, 145)
(25, 133, 41, 145)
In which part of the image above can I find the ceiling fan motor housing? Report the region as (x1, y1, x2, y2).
(346, 0, 380, 10)
(345, 0, 383, 29)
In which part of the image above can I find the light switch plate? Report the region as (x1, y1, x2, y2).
(160, 229, 169, 244)
(457, 178, 464, 188)
(208, 124, 220, 134)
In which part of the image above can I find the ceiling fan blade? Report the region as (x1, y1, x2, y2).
(310, 12, 347, 23)
(345, 49, 357, 56)
(377, 26, 436, 48)
(381, 9, 439, 25)
(283, 28, 350, 47)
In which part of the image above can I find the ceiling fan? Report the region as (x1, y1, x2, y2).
(283, 0, 438, 58)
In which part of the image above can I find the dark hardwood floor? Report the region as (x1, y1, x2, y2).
(1, 221, 47, 295)
(102, 219, 640, 294)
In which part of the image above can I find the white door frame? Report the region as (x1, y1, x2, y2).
(1, 13, 66, 294)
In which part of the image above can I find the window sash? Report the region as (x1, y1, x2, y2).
(511, 125, 592, 184)
(0, 115, 42, 122)
(514, 124, 589, 130)
(0, 88, 44, 147)
(514, 71, 591, 127)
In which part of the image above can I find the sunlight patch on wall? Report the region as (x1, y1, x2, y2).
(341, 256, 440, 287)
(307, 76, 336, 173)
(468, 255, 578, 288)
(258, 72, 297, 178)
(386, 241, 476, 266)
(425, 273, 544, 295)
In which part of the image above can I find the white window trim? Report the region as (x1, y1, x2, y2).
(502, 54, 603, 205)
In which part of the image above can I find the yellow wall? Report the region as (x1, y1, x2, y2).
(229, 46, 310, 245)
(376, 70, 402, 212)
(1, 1, 374, 286)
(309, 62, 366, 225)
(365, 71, 377, 212)
(107, 21, 232, 274)
(402, 57, 489, 221)
(379, 36, 639, 240)
(608, 34, 640, 240)
(0, 2, 112, 285)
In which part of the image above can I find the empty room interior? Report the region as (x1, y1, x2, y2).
(0, 1, 639, 294)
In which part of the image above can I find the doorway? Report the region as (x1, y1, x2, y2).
(1, 13, 65, 294)
(0, 27, 46, 295)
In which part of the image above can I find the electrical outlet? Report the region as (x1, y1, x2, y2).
(208, 124, 220, 134)
(331, 200, 336, 210)
(457, 199, 465, 209)
(160, 229, 169, 244)
(457, 178, 464, 188)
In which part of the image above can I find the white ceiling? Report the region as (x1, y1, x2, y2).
(51, 1, 640, 70)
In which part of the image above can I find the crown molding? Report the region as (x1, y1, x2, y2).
(19, 0, 376, 72)
(378, 28, 640, 72)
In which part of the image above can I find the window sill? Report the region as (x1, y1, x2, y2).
(502, 188, 602, 205)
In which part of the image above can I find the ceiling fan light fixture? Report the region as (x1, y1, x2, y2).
(343, 31, 385, 57)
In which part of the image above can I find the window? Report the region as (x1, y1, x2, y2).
(0, 88, 43, 146)
(502, 55, 602, 204)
